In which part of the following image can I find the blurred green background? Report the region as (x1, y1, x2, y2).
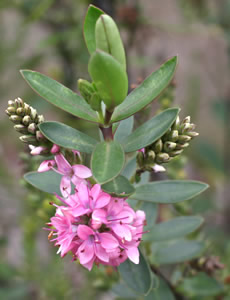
(0, 0, 229, 299)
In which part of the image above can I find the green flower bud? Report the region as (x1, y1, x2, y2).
(187, 131, 199, 138)
(16, 107, 24, 116)
(24, 103, 31, 115)
(5, 110, 11, 116)
(78, 79, 95, 104)
(14, 124, 28, 134)
(8, 100, 15, 107)
(15, 97, 24, 108)
(95, 14, 126, 70)
(177, 135, 192, 143)
(168, 130, 178, 142)
(30, 107, 38, 121)
(146, 150, 156, 164)
(20, 135, 38, 144)
(38, 115, 44, 123)
(22, 115, 31, 126)
(137, 152, 144, 168)
(154, 139, 163, 153)
(170, 149, 183, 157)
(36, 130, 45, 141)
(182, 116, 190, 124)
(156, 152, 170, 163)
(175, 142, 189, 150)
(172, 116, 180, 130)
(164, 141, 177, 152)
(90, 93, 101, 111)
(9, 115, 22, 124)
(7, 107, 16, 114)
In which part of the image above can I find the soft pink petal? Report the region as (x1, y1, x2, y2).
(55, 154, 72, 175)
(60, 176, 71, 198)
(94, 243, 109, 262)
(126, 247, 139, 264)
(72, 206, 90, 217)
(38, 160, 55, 172)
(107, 198, 124, 216)
(77, 182, 89, 208)
(82, 257, 95, 271)
(100, 233, 119, 249)
(78, 240, 94, 264)
(71, 175, 84, 186)
(31, 146, 48, 156)
(51, 144, 60, 154)
(112, 224, 132, 242)
(77, 225, 94, 240)
(92, 209, 107, 223)
(94, 193, 111, 209)
(72, 165, 92, 179)
(90, 184, 101, 200)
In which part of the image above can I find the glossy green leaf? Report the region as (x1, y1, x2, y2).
(114, 116, 134, 142)
(95, 14, 126, 69)
(178, 272, 224, 297)
(24, 170, 64, 196)
(140, 202, 158, 231)
(88, 51, 128, 111)
(112, 282, 137, 299)
(130, 180, 209, 203)
(144, 216, 203, 242)
(39, 121, 98, 154)
(145, 278, 175, 300)
(83, 5, 104, 53)
(111, 56, 178, 123)
(154, 240, 205, 265)
(91, 141, 125, 184)
(123, 108, 179, 152)
(121, 156, 137, 179)
(118, 250, 154, 296)
(102, 175, 135, 197)
(20, 70, 99, 123)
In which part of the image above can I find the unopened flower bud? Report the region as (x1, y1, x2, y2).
(28, 123, 37, 134)
(187, 131, 199, 138)
(16, 107, 24, 116)
(172, 116, 180, 130)
(22, 115, 31, 126)
(15, 97, 24, 108)
(168, 130, 178, 142)
(7, 107, 16, 114)
(177, 135, 191, 143)
(8, 100, 15, 107)
(9, 115, 22, 124)
(78, 79, 95, 104)
(30, 107, 38, 121)
(154, 139, 163, 153)
(14, 124, 28, 134)
(20, 135, 38, 144)
(5, 109, 11, 116)
(156, 152, 170, 163)
(180, 122, 191, 133)
(182, 116, 190, 124)
(23, 103, 31, 115)
(90, 93, 101, 111)
(175, 142, 189, 150)
(170, 149, 183, 157)
(137, 152, 144, 167)
(37, 115, 45, 123)
(146, 150, 156, 164)
(36, 130, 45, 141)
(164, 141, 177, 152)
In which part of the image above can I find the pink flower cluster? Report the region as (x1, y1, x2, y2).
(45, 184, 145, 270)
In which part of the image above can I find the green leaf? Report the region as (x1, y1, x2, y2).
(130, 180, 209, 204)
(121, 156, 137, 179)
(112, 282, 137, 299)
(144, 216, 203, 242)
(178, 272, 224, 297)
(111, 56, 178, 123)
(91, 141, 125, 184)
(102, 175, 135, 197)
(122, 108, 179, 152)
(114, 116, 134, 142)
(154, 240, 205, 265)
(20, 70, 99, 123)
(118, 251, 154, 296)
(145, 278, 175, 300)
(83, 5, 104, 53)
(39, 121, 98, 154)
(140, 202, 158, 231)
(88, 51, 128, 111)
(24, 170, 64, 196)
(95, 14, 126, 69)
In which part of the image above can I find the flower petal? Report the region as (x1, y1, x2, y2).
(77, 182, 89, 208)
(94, 243, 109, 262)
(112, 224, 132, 241)
(55, 154, 72, 175)
(72, 165, 92, 179)
(60, 176, 71, 198)
(77, 225, 94, 240)
(38, 160, 55, 172)
(126, 247, 139, 264)
(100, 233, 119, 249)
(78, 240, 94, 264)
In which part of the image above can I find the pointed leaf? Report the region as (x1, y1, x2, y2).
(130, 180, 209, 203)
(20, 70, 99, 123)
(111, 56, 178, 123)
(39, 121, 98, 153)
(83, 5, 104, 53)
(24, 170, 64, 196)
(123, 108, 179, 152)
(121, 156, 137, 179)
(118, 250, 155, 296)
(145, 216, 203, 242)
(114, 116, 134, 142)
(112, 282, 137, 299)
(178, 272, 224, 297)
(154, 240, 205, 264)
(91, 141, 125, 184)
(140, 202, 158, 231)
(102, 175, 135, 197)
(88, 51, 128, 110)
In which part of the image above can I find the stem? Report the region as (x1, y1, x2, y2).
(100, 126, 113, 141)
(151, 265, 187, 300)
